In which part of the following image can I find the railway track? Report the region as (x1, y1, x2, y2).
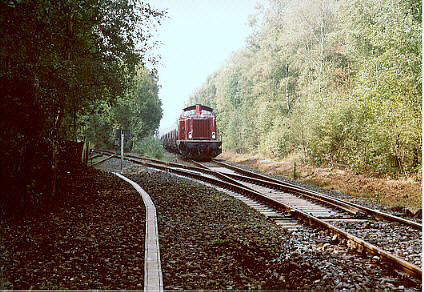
(92, 149, 422, 280)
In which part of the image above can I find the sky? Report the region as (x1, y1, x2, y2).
(146, 0, 259, 132)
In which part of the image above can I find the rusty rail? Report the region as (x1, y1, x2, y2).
(91, 154, 116, 167)
(212, 160, 422, 230)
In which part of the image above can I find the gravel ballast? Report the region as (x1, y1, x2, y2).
(219, 159, 422, 221)
(127, 168, 421, 290)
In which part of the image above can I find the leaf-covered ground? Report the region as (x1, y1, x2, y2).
(0, 168, 146, 290)
(127, 169, 420, 290)
(128, 171, 318, 290)
(1, 161, 420, 290)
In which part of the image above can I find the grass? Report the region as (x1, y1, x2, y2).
(303, 178, 331, 189)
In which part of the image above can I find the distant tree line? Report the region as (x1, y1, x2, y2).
(189, 0, 421, 176)
(0, 0, 164, 211)
(84, 67, 163, 151)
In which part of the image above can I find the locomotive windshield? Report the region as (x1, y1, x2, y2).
(182, 109, 213, 117)
(183, 109, 195, 117)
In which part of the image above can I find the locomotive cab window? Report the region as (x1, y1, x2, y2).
(183, 109, 195, 117)
(201, 110, 213, 116)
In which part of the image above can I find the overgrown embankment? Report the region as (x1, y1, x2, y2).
(189, 0, 421, 178)
(219, 152, 422, 214)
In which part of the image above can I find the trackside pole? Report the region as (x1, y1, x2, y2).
(121, 129, 124, 173)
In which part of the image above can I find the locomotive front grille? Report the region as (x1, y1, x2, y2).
(192, 119, 210, 139)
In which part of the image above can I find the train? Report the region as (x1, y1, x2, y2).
(161, 104, 222, 161)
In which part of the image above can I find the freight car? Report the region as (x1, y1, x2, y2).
(161, 104, 222, 161)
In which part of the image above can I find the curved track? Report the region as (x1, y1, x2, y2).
(92, 150, 422, 279)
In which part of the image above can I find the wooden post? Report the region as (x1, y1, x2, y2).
(293, 162, 297, 179)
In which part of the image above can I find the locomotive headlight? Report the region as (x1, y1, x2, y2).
(188, 131, 192, 139)
(212, 132, 216, 139)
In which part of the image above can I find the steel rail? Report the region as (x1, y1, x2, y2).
(103, 153, 422, 279)
(93, 150, 421, 229)
(212, 160, 422, 230)
(91, 154, 116, 166)
(89, 153, 103, 160)
(191, 160, 363, 215)
(220, 171, 361, 216)
(96, 152, 359, 215)
(125, 153, 360, 215)
(93, 150, 259, 193)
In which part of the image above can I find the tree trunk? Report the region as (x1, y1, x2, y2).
(286, 64, 290, 111)
(318, 0, 328, 95)
(51, 108, 63, 198)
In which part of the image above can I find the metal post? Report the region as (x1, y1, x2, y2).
(121, 129, 124, 173)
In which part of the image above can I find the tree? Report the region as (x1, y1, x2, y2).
(340, 0, 422, 174)
(111, 67, 162, 144)
(0, 0, 165, 210)
(189, 0, 421, 176)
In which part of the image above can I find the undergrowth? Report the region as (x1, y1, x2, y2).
(132, 135, 164, 159)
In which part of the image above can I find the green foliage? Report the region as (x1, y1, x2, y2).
(84, 67, 163, 149)
(340, 0, 422, 174)
(0, 0, 165, 210)
(189, 0, 421, 176)
(84, 102, 115, 149)
(132, 135, 164, 159)
(127, 68, 163, 142)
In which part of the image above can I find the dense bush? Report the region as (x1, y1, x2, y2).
(0, 0, 164, 210)
(132, 135, 164, 159)
(189, 0, 421, 176)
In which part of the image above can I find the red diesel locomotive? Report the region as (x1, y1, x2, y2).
(161, 104, 222, 161)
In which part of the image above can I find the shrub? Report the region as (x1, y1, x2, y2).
(132, 135, 164, 159)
